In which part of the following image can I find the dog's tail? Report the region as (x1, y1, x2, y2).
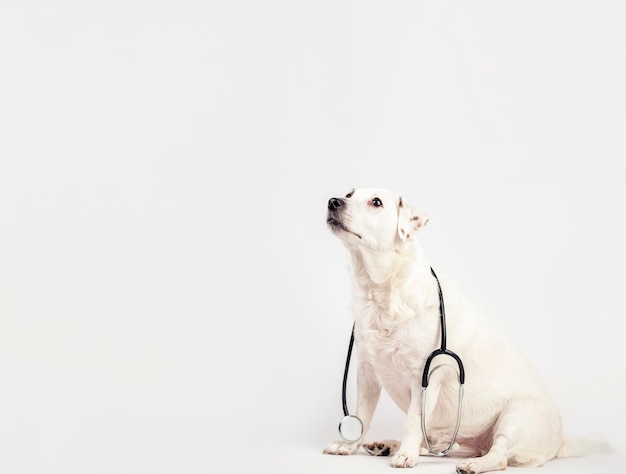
(556, 436, 610, 458)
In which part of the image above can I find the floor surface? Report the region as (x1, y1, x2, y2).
(264, 445, 623, 474)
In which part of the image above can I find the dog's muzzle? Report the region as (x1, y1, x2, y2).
(327, 197, 361, 239)
(328, 197, 343, 210)
(327, 197, 345, 228)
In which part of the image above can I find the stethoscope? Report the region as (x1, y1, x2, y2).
(338, 267, 465, 457)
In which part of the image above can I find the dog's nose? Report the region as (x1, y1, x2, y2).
(328, 198, 343, 210)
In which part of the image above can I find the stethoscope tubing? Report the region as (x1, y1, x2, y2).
(342, 324, 356, 417)
(423, 267, 465, 387)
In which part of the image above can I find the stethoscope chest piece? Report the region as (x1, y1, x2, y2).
(338, 414, 363, 443)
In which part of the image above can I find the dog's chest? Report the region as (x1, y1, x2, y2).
(354, 292, 439, 384)
(358, 318, 433, 382)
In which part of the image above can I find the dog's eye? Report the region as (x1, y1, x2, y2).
(371, 197, 383, 207)
(345, 191, 354, 198)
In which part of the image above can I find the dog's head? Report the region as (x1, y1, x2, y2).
(327, 188, 429, 252)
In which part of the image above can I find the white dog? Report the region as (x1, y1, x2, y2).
(323, 188, 606, 474)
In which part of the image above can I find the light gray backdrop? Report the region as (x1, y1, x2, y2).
(1, 1, 624, 473)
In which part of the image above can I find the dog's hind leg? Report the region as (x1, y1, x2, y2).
(455, 397, 562, 474)
(455, 434, 508, 474)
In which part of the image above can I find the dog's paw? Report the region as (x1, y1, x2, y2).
(390, 450, 419, 468)
(323, 440, 359, 456)
(455, 460, 477, 474)
(363, 439, 400, 456)
(456, 456, 506, 474)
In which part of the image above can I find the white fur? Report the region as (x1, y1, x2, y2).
(323, 188, 606, 473)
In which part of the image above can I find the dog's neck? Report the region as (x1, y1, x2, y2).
(349, 241, 429, 284)
(347, 241, 436, 326)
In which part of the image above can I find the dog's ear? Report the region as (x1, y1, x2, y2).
(397, 205, 429, 241)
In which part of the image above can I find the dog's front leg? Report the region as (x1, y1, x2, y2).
(390, 380, 426, 468)
(323, 360, 381, 455)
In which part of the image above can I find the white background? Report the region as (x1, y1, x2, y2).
(1, 1, 625, 473)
